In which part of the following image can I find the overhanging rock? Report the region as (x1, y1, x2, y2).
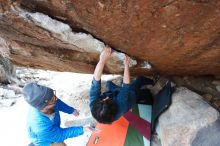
(0, 0, 220, 76)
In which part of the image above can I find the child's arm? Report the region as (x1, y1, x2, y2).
(94, 47, 112, 81)
(123, 55, 130, 84)
(90, 47, 112, 109)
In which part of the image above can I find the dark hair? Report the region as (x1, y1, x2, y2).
(91, 97, 118, 124)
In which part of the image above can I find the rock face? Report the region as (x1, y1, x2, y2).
(0, 0, 220, 76)
(0, 38, 15, 84)
(157, 87, 220, 146)
(0, 38, 19, 106)
(0, 56, 14, 84)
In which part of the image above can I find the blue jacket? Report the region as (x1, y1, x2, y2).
(89, 79, 136, 120)
(27, 98, 84, 146)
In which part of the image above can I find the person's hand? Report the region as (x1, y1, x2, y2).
(99, 47, 112, 63)
(83, 125, 100, 133)
(73, 109, 80, 117)
(124, 55, 130, 67)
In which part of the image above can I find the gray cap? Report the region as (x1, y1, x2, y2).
(22, 83, 54, 110)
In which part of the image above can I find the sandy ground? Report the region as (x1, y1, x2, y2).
(0, 97, 30, 145)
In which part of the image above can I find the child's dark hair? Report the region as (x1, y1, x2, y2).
(91, 97, 118, 124)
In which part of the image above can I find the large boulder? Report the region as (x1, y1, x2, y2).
(156, 87, 220, 146)
(0, 0, 220, 76)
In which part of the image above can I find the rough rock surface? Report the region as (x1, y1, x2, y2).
(157, 87, 220, 146)
(0, 0, 220, 76)
(0, 56, 13, 84)
(0, 38, 16, 84)
(171, 76, 220, 110)
(192, 119, 220, 146)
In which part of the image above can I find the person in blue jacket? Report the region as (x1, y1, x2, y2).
(22, 83, 91, 146)
(90, 47, 154, 124)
